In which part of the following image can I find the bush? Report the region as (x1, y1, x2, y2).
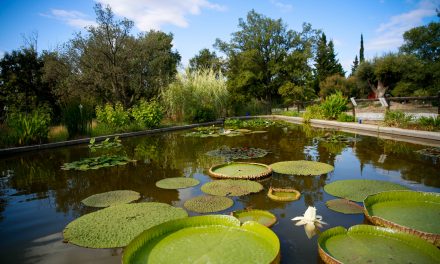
(131, 100, 164, 128)
(337, 113, 356, 122)
(302, 104, 324, 123)
(384, 110, 412, 127)
(231, 98, 270, 116)
(6, 106, 51, 145)
(96, 102, 130, 127)
(185, 106, 216, 123)
(320, 91, 348, 120)
(62, 100, 93, 138)
(281, 110, 301, 117)
(417, 116, 440, 131)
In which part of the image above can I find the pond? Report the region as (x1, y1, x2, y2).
(0, 123, 439, 263)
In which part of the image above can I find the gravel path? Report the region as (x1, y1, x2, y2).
(355, 112, 438, 121)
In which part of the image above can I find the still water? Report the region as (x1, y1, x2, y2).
(0, 123, 439, 264)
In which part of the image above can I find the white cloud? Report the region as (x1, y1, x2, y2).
(367, 0, 438, 51)
(41, 9, 97, 28)
(270, 0, 293, 12)
(95, 0, 226, 30)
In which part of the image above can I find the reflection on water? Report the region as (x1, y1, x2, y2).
(0, 124, 439, 263)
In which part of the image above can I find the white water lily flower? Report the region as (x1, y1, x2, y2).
(292, 206, 327, 238)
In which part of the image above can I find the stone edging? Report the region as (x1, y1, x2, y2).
(0, 120, 223, 157)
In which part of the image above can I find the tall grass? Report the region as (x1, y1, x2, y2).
(162, 68, 228, 122)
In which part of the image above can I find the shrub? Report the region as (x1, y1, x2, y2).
(384, 110, 413, 127)
(95, 102, 130, 127)
(131, 100, 164, 128)
(185, 106, 216, 123)
(231, 98, 270, 116)
(320, 91, 348, 120)
(281, 110, 301, 117)
(302, 104, 324, 123)
(6, 106, 51, 145)
(337, 113, 356, 122)
(417, 116, 440, 131)
(62, 100, 93, 138)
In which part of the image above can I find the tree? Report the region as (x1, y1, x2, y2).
(359, 34, 365, 63)
(189, 48, 224, 74)
(399, 21, 439, 62)
(319, 74, 351, 98)
(351, 55, 359, 76)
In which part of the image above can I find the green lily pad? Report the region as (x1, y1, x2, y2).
(201, 180, 263, 197)
(209, 162, 272, 180)
(63, 202, 187, 248)
(267, 187, 301, 202)
(184, 195, 233, 213)
(155, 177, 200, 189)
(231, 209, 277, 227)
(364, 190, 440, 246)
(122, 215, 280, 264)
(324, 179, 410, 202)
(81, 190, 140, 207)
(206, 146, 269, 160)
(269, 160, 334, 176)
(61, 155, 135, 171)
(318, 225, 440, 264)
(325, 199, 364, 214)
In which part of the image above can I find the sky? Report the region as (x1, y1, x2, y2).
(0, 0, 439, 74)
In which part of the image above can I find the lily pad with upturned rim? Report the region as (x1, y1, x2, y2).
(201, 180, 263, 196)
(155, 177, 200, 189)
(81, 190, 140, 208)
(231, 209, 277, 227)
(208, 162, 272, 180)
(323, 179, 410, 202)
(184, 195, 234, 213)
(269, 160, 334, 176)
(122, 215, 280, 264)
(364, 190, 440, 246)
(325, 199, 364, 214)
(318, 225, 440, 264)
(267, 187, 301, 202)
(63, 202, 188, 248)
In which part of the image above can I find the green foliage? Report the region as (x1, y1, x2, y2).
(6, 106, 51, 145)
(302, 104, 324, 122)
(201, 179, 264, 197)
(231, 97, 270, 116)
(183, 195, 234, 213)
(319, 74, 351, 98)
(81, 190, 140, 208)
(62, 100, 93, 138)
(325, 199, 364, 214)
(162, 68, 228, 122)
(155, 177, 200, 189)
(281, 110, 301, 117)
(189, 48, 224, 74)
(400, 21, 440, 62)
(416, 116, 440, 131)
(384, 110, 413, 128)
(95, 102, 130, 128)
(60, 155, 135, 171)
(131, 100, 163, 128)
(320, 91, 348, 120)
(337, 112, 355, 122)
(88, 137, 122, 153)
(206, 146, 269, 160)
(269, 160, 334, 176)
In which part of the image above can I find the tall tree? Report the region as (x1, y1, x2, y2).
(351, 55, 359, 76)
(359, 34, 365, 63)
(189, 48, 224, 74)
(399, 21, 439, 63)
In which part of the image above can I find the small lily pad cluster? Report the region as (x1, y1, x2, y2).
(61, 155, 135, 171)
(206, 146, 269, 160)
(88, 137, 122, 152)
(224, 118, 283, 128)
(315, 133, 358, 144)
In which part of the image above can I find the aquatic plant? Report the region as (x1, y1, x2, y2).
(231, 209, 277, 227)
(292, 206, 327, 238)
(206, 146, 269, 160)
(267, 187, 301, 202)
(416, 147, 440, 159)
(315, 133, 358, 143)
(88, 137, 122, 153)
(184, 195, 233, 213)
(209, 162, 272, 180)
(325, 199, 363, 214)
(270, 160, 334, 176)
(63, 202, 188, 248)
(122, 215, 280, 264)
(60, 155, 135, 171)
(323, 179, 410, 202)
(81, 190, 140, 207)
(155, 177, 200, 189)
(201, 179, 263, 196)
(318, 225, 440, 264)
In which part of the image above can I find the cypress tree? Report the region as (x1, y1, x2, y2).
(359, 34, 365, 63)
(351, 55, 359, 76)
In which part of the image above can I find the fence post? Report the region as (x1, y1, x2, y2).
(438, 92, 440, 115)
(385, 94, 391, 111)
(350, 97, 356, 120)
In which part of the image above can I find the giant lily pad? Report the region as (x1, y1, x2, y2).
(231, 209, 277, 227)
(364, 190, 440, 246)
(318, 225, 440, 264)
(81, 190, 140, 208)
(63, 202, 187, 248)
(184, 195, 233, 213)
(201, 179, 263, 196)
(269, 160, 334, 176)
(325, 199, 363, 214)
(208, 162, 272, 180)
(155, 177, 200, 189)
(267, 187, 301, 202)
(206, 146, 269, 160)
(61, 155, 135, 171)
(122, 215, 280, 264)
(324, 179, 410, 202)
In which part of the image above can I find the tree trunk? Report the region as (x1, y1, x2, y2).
(369, 80, 388, 98)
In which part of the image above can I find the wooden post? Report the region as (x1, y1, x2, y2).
(350, 97, 357, 120)
(385, 94, 391, 111)
(438, 92, 440, 114)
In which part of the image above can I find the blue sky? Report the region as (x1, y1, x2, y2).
(0, 0, 439, 73)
